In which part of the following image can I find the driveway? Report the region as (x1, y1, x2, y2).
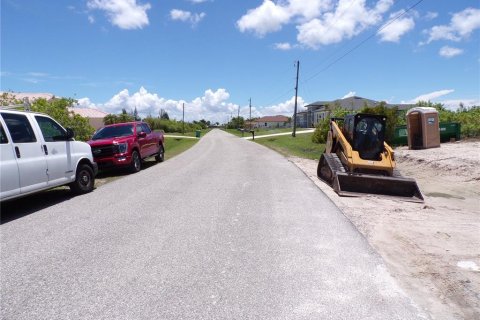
(1, 129, 427, 319)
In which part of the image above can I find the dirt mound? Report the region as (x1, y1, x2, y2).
(290, 140, 480, 320)
(395, 141, 480, 182)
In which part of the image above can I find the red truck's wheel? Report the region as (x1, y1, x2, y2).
(155, 145, 165, 162)
(130, 150, 141, 173)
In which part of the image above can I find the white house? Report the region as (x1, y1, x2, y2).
(253, 115, 290, 129)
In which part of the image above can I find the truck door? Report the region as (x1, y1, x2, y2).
(136, 123, 149, 157)
(34, 115, 73, 186)
(141, 123, 156, 156)
(0, 121, 20, 200)
(0, 112, 48, 194)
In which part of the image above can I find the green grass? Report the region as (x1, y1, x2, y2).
(164, 136, 198, 160)
(94, 137, 198, 188)
(254, 133, 325, 160)
(156, 128, 211, 137)
(223, 128, 250, 137)
(224, 127, 311, 137)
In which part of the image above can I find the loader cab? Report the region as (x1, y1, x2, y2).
(348, 114, 386, 161)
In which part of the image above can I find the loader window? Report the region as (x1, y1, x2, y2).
(354, 118, 385, 160)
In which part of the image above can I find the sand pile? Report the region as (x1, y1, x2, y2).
(290, 140, 480, 320)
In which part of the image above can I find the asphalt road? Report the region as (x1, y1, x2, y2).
(1, 129, 427, 320)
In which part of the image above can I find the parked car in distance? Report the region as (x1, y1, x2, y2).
(87, 121, 164, 173)
(0, 109, 98, 202)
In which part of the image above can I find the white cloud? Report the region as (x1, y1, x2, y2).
(77, 87, 239, 123)
(75, 88, 310, 123)
(236, 0, 334, 37)
(424, 11, 438, 20)
(425, 7, 480, 43)
(236, 0, 291, 37)
(189, 0, 209, 3)
(87, 0, 151, 30)
(378, 10, 415, 42)
(440, 99, 480, 111)
(237, 0, 397, 48)
(76, 97, 98, 109)
(297, 0, 393, 48)
(27, 72, 49, 77)
(439, 46, 464, 58)
(408, 89, 454, 103)
(342, 91, 356, 99)
(262, 96, 306, 115)
(170, 9, 206, 25)
(274, 42, 292, 50)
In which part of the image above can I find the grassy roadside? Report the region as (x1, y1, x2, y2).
(164, 136, 198, 160)
(224, 127, 311, 137)
(253, 133, 325, 160)
(156, 128, 211, 137)
(95, 136, 198, 187)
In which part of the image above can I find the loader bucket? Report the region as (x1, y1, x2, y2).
(332, 172, 424, 202)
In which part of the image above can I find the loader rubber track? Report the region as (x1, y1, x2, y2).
(317, 153, 345, 186)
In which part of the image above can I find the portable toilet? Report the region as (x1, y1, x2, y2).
(406, 107, 440, 149)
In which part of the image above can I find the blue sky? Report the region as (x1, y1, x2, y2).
(2, 0, 479, 123)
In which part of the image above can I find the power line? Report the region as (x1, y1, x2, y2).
(260, 0, 425, 108)
(303, 0, 426, 83)
(302, 0, 410, 81)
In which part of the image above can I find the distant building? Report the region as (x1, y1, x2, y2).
(297, 96, 416, 128)
(253, 115, 290, 129)
(295, 111, 308, 128)
(1, 91, 55, 105)
(68, 107, 110, 130)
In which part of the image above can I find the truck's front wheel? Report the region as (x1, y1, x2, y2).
(130, 150, 141, 173)
(155, 144, 165, 162)
(70, 164, 95, 194)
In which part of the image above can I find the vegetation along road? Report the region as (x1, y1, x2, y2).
(1, 129, 428, 319)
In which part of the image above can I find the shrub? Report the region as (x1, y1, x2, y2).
(31, 98, 95, 141)
(311, 107, 350, 144)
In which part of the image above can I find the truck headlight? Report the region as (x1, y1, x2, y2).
(115, 142, 128, 154)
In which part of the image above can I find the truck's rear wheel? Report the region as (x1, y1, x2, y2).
(155, 144, 165, 162)
(70, 164, 94, 194)
(130, 150, 141, 173)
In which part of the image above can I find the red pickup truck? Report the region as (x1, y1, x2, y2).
(88, 121, 164, 173)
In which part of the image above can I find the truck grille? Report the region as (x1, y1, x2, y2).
(91, 145, 115, 158)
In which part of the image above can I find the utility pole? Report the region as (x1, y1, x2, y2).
(292, 60, 300, 138)
(182, 103, 185, 135)
(237, 105, 240, 128)
(249, 98, 252, 130)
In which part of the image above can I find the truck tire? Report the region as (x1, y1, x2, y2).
(155, 144, 165, 162)
(70, 164, 95, 194)
(130, 150, 141, 173)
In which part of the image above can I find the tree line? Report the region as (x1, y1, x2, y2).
(312, 101, 480, 145)
(0, 94, 212, 140)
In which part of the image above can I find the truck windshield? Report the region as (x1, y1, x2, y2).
(92, 125, 134, 140)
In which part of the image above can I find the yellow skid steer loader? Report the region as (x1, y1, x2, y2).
(317, 114, 423, 202)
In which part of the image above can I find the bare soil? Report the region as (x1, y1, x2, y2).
(289, 140, 480, 320)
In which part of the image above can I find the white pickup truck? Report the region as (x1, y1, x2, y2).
(0, 109, 98, 202)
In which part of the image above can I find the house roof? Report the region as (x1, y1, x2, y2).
(304, 96, 415, 111)
(254, 115, 289, 122)
(1, 91, 55, 102)
(68, 107, 109, 118)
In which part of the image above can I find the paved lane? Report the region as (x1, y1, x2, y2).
(1, 129, 427, 319)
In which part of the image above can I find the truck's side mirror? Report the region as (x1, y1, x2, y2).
(66, 128, 75, 140)
(138, 131, 147, 138)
